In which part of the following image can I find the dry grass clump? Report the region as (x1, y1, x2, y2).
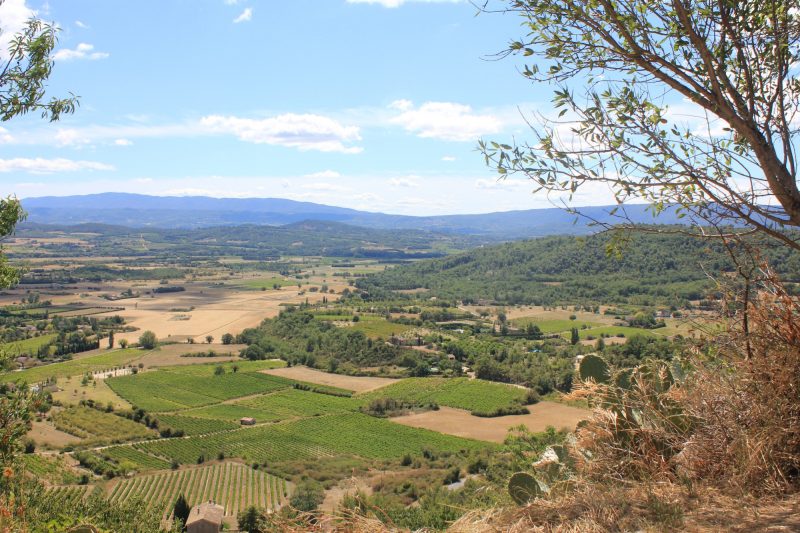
(447, 483, 686, 532)
(679, 279, 800, 493)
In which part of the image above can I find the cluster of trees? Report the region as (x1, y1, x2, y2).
(21, 265, 186, 284)
(237, 308, 407, 369)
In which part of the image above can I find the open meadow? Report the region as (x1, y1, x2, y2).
(392, 403, 588, 442)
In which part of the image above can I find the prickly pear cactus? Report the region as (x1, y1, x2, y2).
(508, 472, 544, 504)
(579, 353, 610, 383)
(614, 368, 633, 389)
(549, 444, 576, 469)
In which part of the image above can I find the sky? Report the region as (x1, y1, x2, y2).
(0, 0, 621, 215)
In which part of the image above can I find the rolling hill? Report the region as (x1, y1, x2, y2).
(356, 231, 800, 306)
(20, 193, 684, 239)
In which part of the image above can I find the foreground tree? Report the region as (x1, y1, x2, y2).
(458, 4, 800, 530)
(0, 0, 78, 122)
(0, 0, 79, 286)
(482, 0, 800, 249)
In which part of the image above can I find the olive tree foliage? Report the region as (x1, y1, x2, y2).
(0, 197, 24, 288)
(480, 0, 800, 250)
(0, 0, 78, 288)
(0, 0, 78, 122)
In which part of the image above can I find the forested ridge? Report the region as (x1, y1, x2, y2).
(358, 230, 800, 306)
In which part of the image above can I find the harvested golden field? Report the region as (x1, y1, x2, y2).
(136, 343, 245, 368)
(51, 374, 132, 410)
(261, 366, 399, 392)
(27, 420, 81, 450)
(99, 284, 333, 345)
(392, 403, 589, 443)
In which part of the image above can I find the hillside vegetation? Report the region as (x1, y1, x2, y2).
(358, 230, 800, 306)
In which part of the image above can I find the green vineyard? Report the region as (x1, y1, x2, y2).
(107, 462, 289, 519)
(131, 413, 489, 466)
(155, 414, 239, 436)
(44, 484, 94, 505)
(183, 388, 363, 424)
(101, 445, 173, 471)
(361, 377, 530, 414)
(107, 367, 294, 412)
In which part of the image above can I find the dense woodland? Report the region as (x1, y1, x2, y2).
(358, 230, 800, 306)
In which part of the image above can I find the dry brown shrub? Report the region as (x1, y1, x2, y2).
(679, 272, 800, 494)
(562, 269, 799, 496)
(570, 369, 693, 486)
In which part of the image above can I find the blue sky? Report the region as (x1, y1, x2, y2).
(0, 0, 619, 215)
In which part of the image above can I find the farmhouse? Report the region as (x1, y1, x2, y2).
(240, 417, 256, 425)
(186, 501, 224, 533)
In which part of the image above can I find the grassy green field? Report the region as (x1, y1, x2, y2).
(0, 334, 57, 356)
(51, 406, 157, 445)
(237, 277, 297, 290)
(571, 325, 658, 340)
(107, 462, 288, 519)
(23, 454, 80, 485)
(132, 412, 488, 466)
(361, 377, 530, 415)
(101, 446, 173, 471)
(511, 318, 604, 333)
(171, 359, 284, 376)
(2, 348, 146, 383)
(314, 313, 415, 338)
(182, 388, 363, 424)
(155, 414, 239, 436)
(313, 313, 354, 321)
(350, 316, 414, 338)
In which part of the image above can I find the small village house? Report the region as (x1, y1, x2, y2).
(186, 501, 224, 533)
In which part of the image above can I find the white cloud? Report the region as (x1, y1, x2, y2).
(14, 181, 46, 189)
(441, 155, 456, 162)
(0, 157, 114, 173)
(304, 170, 341, 179)
(0, 127, 13, 144)
(233, 7, 253, 23)
(475, 178, 527, 190)
(347, 0, 463, 7)
(75, 20, 89, 29)
(388, 99, 413, 111)
(200, 113, 363, 153)
(134, 178, 152, 183)
(301, 182, 351, 192)
(54, 128, 91, 147)
(224, 0, 240, 4)
(354, 192, 382, 202)
(162, 187, 254, 198)
(53, 43, 109, 61)
(388, 176, 419, 188)
(114, 138, 133, 146)
(0, 0, 35, 60)
(391, 101, 502, 141)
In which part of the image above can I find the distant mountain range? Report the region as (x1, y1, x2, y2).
(20, 193, 683, 238)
